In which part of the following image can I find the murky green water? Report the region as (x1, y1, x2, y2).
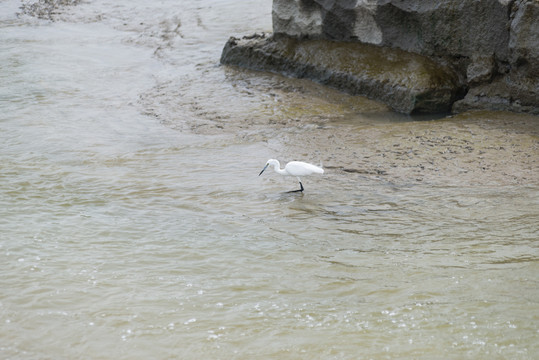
(1, 1, 538, 359)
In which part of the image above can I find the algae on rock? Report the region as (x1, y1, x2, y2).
(221, 34, 460, 114)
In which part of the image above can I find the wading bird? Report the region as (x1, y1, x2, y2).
(258, 159, 324, 192)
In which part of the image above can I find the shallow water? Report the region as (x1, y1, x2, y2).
(1, 1, 538, 359)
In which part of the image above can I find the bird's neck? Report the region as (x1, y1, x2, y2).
(271, 163, 287, 175)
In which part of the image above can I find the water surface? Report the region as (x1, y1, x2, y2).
(1, 1, 538, 359)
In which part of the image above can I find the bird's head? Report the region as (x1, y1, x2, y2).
(259, 159, 279, 176)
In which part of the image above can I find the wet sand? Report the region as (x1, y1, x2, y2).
(141, 68, 538, 187)
(295, 111, 538, 187)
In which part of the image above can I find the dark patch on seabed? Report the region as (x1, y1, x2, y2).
(19, 0, 81, 21)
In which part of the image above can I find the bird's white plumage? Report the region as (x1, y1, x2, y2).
(283, 161, 324, 176)
(258, 159, 323, 192)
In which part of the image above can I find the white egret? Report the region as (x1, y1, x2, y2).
(258, 159, 324, 192)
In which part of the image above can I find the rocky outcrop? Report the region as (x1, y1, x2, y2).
(453, 0, 539, 114)
(221, 34, 461, 114)
(221, 0, 539, 115)
(273, 0, 512, 60)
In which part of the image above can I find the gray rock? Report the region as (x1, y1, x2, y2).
(223, 0, 538, 114)
(453, 73, 539, 115)
(273, 0, 512, 61)
(220, 34, 461, 114)
(456, 0, 539, 114)
(467, 56, 496, 85)
(510, 0, 539, 77)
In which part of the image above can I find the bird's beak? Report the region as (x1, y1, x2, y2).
(259, 163, 269, 176)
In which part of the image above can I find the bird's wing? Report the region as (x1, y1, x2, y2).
(286, 161, 324, 176)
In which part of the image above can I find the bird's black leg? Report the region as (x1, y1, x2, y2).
(286, 182, 304, 193)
